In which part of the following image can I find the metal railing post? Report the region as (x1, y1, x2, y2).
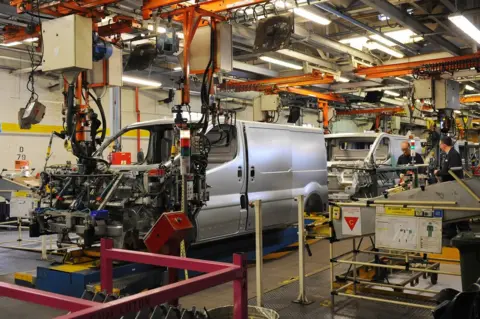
(254, 199, 263, 307)
(293, 195, 313, 305)
(233, 253, 248, 319)
(100, 238, 113, 294)
(41, 235, 47, 260)
(17, 217, 22, 245)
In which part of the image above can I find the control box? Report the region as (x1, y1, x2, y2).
(413, 79, 460, 109)
(260, 94, 281, 111)
(42, 15, 93, 72)
(183, 22, 232, 73)
(10, 191, 36, 218)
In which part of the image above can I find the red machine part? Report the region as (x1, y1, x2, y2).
(111, 152, 132, 165)
(144, 212, 193, 255)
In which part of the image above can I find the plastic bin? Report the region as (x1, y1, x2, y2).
(207, 306, 279, 319)
(452, 232, 480, 291)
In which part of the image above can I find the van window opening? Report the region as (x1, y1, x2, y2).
(206, 124, 238, 166)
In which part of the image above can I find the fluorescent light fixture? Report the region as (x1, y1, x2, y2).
(465, 84, 475, 91)
(293, 7, 331, 25)
(147, 25, 167, 33)
(122, 76, 162, 87)
(259, 56, 303, 70)
(339, 36, 368, 50)
(0, 41, 22, 47)
(173, 66, 182, 71)
(395, 77, 411, 84)
(384, 90, 400, 97)
(366, 41, 404, 58)
(23, 37, 38, 43)
(449, 14, 480, 44)
(336, 76, 350, 83)
(370, 29, 422, 47)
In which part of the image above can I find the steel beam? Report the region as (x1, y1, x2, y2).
(232, 60, 278, 77)
(334, 84, 410, 94)
(231, 24, 379, 65)
(315, 3, 418, 55)
(0, 17, 27, 27)
(440, 0, 456, 12)
(382, 52, 454, 65)
(360, 0, 461, 56)
(277, 49, 338, 71)
(294, 25, 380, 65)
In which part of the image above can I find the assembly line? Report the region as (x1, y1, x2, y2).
(0, 0, 479, 318)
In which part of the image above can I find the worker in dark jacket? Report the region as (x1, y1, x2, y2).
(397, 141, 424, 166)
(397, 141, 425, 174)
(434, 136, 464, 182)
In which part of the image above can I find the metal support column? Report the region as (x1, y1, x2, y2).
(293, 195, 313, 305)
(254, 199, 263, 307)
(41, 235, 47, 260)
(109, 87, 122, 151)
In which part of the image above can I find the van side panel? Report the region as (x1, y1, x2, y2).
(195, 122, 247, 242)
(244, 122, 293, 229)
(290, 128, 328, 214)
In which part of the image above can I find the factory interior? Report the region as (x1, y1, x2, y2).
(1, 0, 480, 317)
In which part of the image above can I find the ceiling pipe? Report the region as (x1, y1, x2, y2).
(314, 3, 418, 55)
(0, 17, 27, 27)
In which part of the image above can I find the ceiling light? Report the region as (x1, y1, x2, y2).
(0, 41, 22, 47)
(147, 25, 167, 33)
(293, 7, 331, 25)
(395, 77, 411, 84)
(336, 76, 350, 83)
(340, 36, 368, 50)
(454, 110, 462, 114)
(366, 41, 404, 58)
(465, 84, 475, 91)
(23, 37, 38, 43)
(370, 29, 422, 46)
(449, 14, 480, 44)
(173, 66, 182, 71)
(259, 56, 303, 70)
(384, 90, 400, 97)
(122, 76, 162, 87)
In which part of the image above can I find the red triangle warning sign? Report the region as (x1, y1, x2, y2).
(345, 217, 359, 231)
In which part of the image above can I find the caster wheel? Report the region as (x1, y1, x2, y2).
(423, 273, 427, 279)
(431, 273, 438, 285)
(410, 280, 417, 287)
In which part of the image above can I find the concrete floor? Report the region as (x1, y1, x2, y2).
(0, 229, 463, 318)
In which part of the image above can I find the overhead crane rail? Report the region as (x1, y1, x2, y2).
(355, 52, 480, 78)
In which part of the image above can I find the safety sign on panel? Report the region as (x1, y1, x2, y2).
(342, 207, 362, 236)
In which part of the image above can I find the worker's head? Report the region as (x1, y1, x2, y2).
(400, 141, 411, 156)
(440, 136, 453, 153)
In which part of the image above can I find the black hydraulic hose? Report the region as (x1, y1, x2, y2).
(65, 84, 75, 137)
(88, 91, 107, 144)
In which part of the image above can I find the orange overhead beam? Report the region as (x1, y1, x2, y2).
(365, 70, 414, 78)
(461, 96, 480, 103)
(356, 52, 480, 75)
(219, 72, 334, 92)
(281, 87, 346, 103)
(336, 107, 404, 115)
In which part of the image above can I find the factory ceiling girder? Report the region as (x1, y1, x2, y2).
(359, 0, 461, 56)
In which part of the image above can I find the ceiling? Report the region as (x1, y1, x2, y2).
(1, 0, 480, 112)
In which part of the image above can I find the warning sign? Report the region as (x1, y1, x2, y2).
(342, 207, 362, 236)
(385, 207, 415, 216)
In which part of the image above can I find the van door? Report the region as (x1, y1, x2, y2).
(243, 122, 293, 230)
(195, 122, 247, 242)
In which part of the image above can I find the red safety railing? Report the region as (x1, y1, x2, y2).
(0, 238, 248, 319)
